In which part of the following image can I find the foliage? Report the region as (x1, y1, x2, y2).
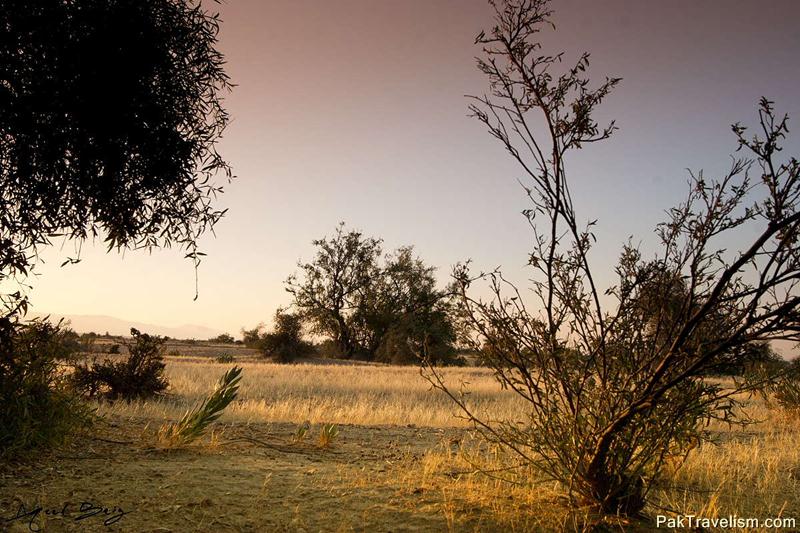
(260, 308, 314, 363)
(79, 333, 97, 354)
(215, 354, 234, 364)
(0, 0, 232, 303)
(160, 366, 242, 446)
(632, 265, 779, 376)
(108, 343, 121, 355)
(0, 0, 231, 457)
(241, 323, 266, 349)
(0, 317, 92, 458)
(427, 0, 799, 516)
(287, 223, 382, 359)
(209, 333, 235, 344)
(287, 223, 458, 362)
(71, 328, 168, 401)
(363, 247, 459, 365)
(774, 374, 800, 417)
(754, 358, 800, 416)
(59, 327, 82, 353)
(315, 339, 346, 359)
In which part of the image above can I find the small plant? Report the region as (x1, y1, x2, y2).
(108, 344, 121, 355)
(71, 328, 168, 401)
(159, 366, 243, 446)
(215, 354, 234, 364)
(293, 420, 311, 443)
(318, 423, 339, 448)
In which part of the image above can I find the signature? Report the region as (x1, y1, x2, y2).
(4, 501, 131, 531)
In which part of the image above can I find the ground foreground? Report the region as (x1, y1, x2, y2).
(1, 358, 799, 531)
(1, 418, 473, 532)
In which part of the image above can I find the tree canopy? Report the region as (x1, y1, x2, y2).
(287, 224, 457, 363)
(0, 0, 232, 457)
(0, 0, 232, 312)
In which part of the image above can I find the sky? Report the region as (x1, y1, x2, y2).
(26, 0, 800, 338)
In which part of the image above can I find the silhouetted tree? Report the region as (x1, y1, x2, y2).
(287, 224, 457, 362)
(632, 261, 778, 376)
(364, 247, 458, 364)
(286, 223, 382, 359)
(240, 324, 266, 349)
(0, 0, 232, 313)
(0, 0, 231, 456)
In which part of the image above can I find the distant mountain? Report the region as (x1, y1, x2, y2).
(31, 313, 225, 340)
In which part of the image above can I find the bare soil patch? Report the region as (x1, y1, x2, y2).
(0, 417, 476, 532)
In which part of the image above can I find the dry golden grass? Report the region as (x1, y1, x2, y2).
(65, 359, 800, 530)
(96, 359, 527, 427)
(649, 399, 800, 527)
(389, 393, 800, 532)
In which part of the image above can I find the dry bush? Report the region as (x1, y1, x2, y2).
(394, 394, 799, 531)
(426, 0, 800, 516)
(71, 328, 168, 401)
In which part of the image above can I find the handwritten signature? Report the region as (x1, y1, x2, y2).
(4, 501, 131, 531)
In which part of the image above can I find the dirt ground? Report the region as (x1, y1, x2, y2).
(0, 417, 480, 532)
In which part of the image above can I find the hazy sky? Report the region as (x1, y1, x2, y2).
(28, 0, 800, 337)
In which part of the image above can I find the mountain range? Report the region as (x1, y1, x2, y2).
(31, 313, 225, 340)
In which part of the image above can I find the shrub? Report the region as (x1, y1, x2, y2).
(260, 309, 314, 363)
(71, 328, 168, 401)
(240, 324, 265, 349)
(215, 354, 234, 364)
(1, 317, 92, 458)
(209, 333, 235, 344)
(775, 378, 800, 416)
(108, 343, 121, 355)
(79, 333, 97, 354)
(315, 339, 343, 359)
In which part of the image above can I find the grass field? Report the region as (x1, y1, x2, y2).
(1, 354, 799, 531)
(96, 358, 526, 427)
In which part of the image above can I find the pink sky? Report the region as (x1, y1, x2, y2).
(28, 0, 800, 342)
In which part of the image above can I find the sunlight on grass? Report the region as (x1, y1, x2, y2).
(91, 360, 800, 530)
(388, 395, 800, 531)
(95, 360, 527, 427)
